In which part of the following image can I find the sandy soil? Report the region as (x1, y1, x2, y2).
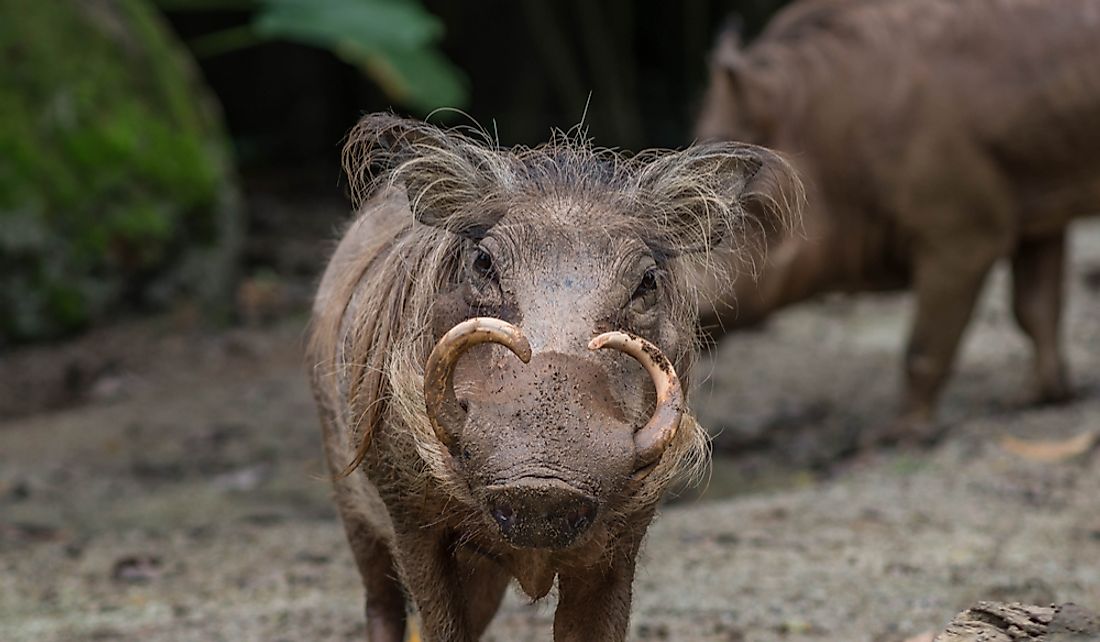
(2, 220, 1099, 642)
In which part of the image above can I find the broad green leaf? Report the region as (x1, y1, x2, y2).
(255, 0, 441, 52)
(179, 0, 467, 112)
(340, 45, 468, 112)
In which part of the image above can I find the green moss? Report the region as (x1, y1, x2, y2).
(0, 0, 240, 343)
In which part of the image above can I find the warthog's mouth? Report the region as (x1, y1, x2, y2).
(422, 317, 684, 474)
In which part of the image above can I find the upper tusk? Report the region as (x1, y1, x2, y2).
(588, 331, 683, 470)
(424, 317, 531, 449)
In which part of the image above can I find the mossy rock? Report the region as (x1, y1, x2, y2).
(0, 0, 241, 344)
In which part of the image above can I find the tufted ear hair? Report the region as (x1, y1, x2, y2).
(341, 113, 508, 237)
(629, 141, 803, 257)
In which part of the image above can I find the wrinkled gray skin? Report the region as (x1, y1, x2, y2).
(309, 115, 783, 641)
(696, 0, 1100, 443)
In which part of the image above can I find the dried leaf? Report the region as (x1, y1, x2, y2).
(1000, 430, 1099, 463)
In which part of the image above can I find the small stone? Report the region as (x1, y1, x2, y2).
(111, 554, 163, 584)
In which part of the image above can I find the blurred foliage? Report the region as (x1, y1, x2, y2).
(416, 0, 795, 149)
(0, 0, 794, 345)
(0, 0, 240, 344)
(161, 0, 467, 113)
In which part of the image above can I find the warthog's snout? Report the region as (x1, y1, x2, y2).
(424, 317, 685, 473)
(484, 478, 598, 549)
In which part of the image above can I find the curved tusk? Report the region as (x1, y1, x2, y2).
(588, 331, 683, 470)
(424, 317, 531, 449)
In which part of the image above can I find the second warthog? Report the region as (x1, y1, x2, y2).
(308, 115, 798, 641)
(697, 0, 1100, 442)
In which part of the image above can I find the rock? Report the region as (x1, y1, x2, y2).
(935, 601, 1100, 642)
(111, 554, 163, 584)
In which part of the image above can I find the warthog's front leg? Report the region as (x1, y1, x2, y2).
(455, 549, 511, 639)
(393, 530, 472, 642)
(342, 517, 407, 642)
(553, 534, 644, 642)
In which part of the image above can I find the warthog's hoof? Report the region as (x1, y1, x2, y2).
(859, 414, 948, 451)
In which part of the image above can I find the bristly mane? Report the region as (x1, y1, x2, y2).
(343, 114, 800, 265)
(309, 114, 801, 508)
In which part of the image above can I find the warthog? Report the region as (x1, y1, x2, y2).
(308, 114, 798, 641)
(696, 0, 1100, 442)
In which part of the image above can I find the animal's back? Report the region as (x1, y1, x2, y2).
(754, 0, 1100, 225)
(309, 188, 412, 544)
(697, 0, 1097, 432)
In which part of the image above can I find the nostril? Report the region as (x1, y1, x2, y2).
(458, 398, 469, 412)
(491, 504, 514, 533)
(566, 504, 594, 532)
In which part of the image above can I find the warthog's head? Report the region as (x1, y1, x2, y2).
(341, 115, 797, 551)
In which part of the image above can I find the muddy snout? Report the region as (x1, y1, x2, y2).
(483, 478, 598, 549)
(424, 318, 686, 472)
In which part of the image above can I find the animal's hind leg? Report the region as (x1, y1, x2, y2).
(1012, 231, 1072, 404)
(344, 518, 408, 642)
(868, 243, 1000, 446)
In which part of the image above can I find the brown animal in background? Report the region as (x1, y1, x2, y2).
(308, 114, 798, 641)
(696, 0, 1100, 442)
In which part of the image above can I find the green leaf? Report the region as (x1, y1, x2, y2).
(255, 0, 441, 51)
(176, 0, 467, 112)
(151, 0, 257, 9)
(341, 45, 468, 112)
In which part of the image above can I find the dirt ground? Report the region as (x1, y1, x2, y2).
(2, 220, 1099, 642)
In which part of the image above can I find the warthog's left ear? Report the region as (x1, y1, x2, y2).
(341, 113, 504, 238)
(630, 141, 803, 255)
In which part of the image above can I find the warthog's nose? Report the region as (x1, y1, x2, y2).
(484, 479, 598, 549)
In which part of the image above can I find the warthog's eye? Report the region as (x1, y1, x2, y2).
(466, 243, 504, 311)
(630, 267, 660, 310)
(471, 246, 497, 282)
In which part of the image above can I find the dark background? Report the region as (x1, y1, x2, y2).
(165, 1, 791, 183)
(150, 0, 795, 300)
(0, 0, 792, 408)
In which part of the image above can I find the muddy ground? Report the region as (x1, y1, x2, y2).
(2, 220, 1099, 642)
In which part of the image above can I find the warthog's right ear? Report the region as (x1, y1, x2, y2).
(341, 113, 504, 237)
(631, 142, 803, 255)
